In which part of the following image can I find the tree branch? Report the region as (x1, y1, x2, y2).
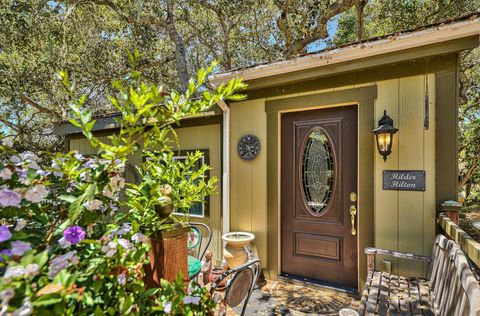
(21, 95, 63, 121)
(0, 117, 20, 133)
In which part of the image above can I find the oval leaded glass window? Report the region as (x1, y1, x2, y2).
(302, 129, 335, 214)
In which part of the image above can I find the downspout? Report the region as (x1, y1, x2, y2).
(217, 99, 230, 236)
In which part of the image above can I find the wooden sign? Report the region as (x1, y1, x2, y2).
(383, 170, 426, 191)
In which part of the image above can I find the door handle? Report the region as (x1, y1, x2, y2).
(349, 205, 357, 235)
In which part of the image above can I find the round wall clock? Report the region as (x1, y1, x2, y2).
(237, 134, 261, 161)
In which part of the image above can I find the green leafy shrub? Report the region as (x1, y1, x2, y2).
(0, 56, 245, 315)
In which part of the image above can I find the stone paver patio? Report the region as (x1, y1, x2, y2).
(227, 280, 359, 315)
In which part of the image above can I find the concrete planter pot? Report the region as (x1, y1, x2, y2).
(222, 232, 255, 269)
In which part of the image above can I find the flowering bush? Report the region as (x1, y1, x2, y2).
(0, 59, 245, 315)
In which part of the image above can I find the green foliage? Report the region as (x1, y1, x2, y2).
(125, 150, 217, 232)
(0, 0, 276, 151)
(332, 0, 480, 46)
(0, 61, 245, 314)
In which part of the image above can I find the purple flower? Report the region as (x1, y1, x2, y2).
(101, 242, 117, 258)
(82, 159, 95, 169)
(48, 251, 78, 279)
(58, 237, 71, 249)
(131, 233, 148, 243)
(4, 266, 25, 279)
(183, 296, 201, 305)
(0, 225, 12, 242)
(109, 223, 131, 238)
(164, 301, 172, 314)
(63, 226, 86, 245)
(118, 273, 126, 285)
(0, 249, 12, 262)
(74, 152, 84, 161)
(0, 188, 21, 208)
(36, 169, 49, 176)
(10, 241, 31, 256)
(117, 238, 133, 250)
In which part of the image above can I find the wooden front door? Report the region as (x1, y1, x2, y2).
(281, 106, 358, 288)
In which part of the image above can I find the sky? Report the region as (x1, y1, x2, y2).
(306, 17, 339, 53)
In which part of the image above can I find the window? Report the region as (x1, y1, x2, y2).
(301, 129, 334, 214)
(172, 149, 210, 218)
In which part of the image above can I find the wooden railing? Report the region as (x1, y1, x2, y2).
(438, 212, 480, 268)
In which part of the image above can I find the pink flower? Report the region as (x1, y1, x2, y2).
(24, 184, 49, 203)
(0, 168, 13, 181)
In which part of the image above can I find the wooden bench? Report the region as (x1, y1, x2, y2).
(358, 234, 480, 315)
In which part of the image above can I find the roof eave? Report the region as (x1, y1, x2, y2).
(210, 17, 480, 86)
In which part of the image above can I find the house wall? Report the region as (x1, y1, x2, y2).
(68, 124, 223, 264)
(229, 74, 438, 282)
(67, 58, 457, 290)
(169, 124, 223, 264)
(374, 76, 436, 277)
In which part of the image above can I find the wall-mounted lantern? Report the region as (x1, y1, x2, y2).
(373, 110, 398, 162)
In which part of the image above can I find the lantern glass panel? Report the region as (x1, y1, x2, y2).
(377, 133, 391, 152)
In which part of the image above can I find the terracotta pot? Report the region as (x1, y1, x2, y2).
(154, 196, 174, 219)
(209, 267, 227, 290)
(222, 232, 255, 269)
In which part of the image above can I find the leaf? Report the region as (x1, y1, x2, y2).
(36, 284, 64, 296)
(140, 288, 159, 298)
(94, 306, 106, 316)
(53, 269, 73, 287)
(32, 297, 63, 306)
(34, 250, 49, 268)
(20, 253, 35, 266)
(58, 195, 77, 203)
(67, 118, 82, 128)
(68, 195, 85, 223)
(226, 93, 247, 101)
(68, 183, 97, 223)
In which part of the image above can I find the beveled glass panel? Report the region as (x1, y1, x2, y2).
(302, 129, 334, 213)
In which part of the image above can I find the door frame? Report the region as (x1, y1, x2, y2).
(265, 86, 377, 292)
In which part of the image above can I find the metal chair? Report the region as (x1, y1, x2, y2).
(188, 222, 212, 261)
(210, 259, 261, 316)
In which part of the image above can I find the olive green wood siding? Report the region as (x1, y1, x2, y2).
(172, 125, 222, 265)
(230, 75, 437, 283)
(230, 100, 268, 267)
(68, 125, 223, 264)
(69, 75, 445, 285)
(374, 75, 436, 277)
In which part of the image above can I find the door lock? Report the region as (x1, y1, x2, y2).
(349, 205, 357, 235)
(349, 192, 357, 202)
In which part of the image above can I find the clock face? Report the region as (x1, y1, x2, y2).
(237, 135, 261, 161)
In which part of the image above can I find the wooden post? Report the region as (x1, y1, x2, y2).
(439, 202, 461, 225)
(144, 223, 190, 287)
(367, 254, 375, 272)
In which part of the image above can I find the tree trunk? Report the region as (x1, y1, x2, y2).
(356, 0, 367, 41)
(166, 0, 189, 91)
